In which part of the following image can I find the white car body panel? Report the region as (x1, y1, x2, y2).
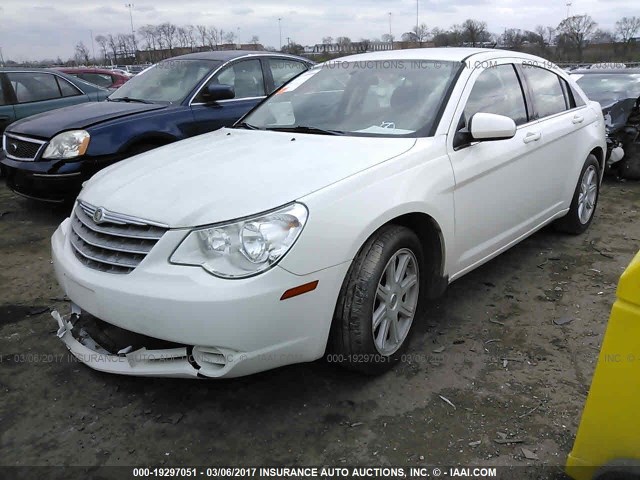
(50, 48, 606, 378)
(82, 128, 416, 228)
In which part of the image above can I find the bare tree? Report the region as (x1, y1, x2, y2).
(412, 23, 430, 45)
(336, 36, 352, 52)
(322, 36, 333, 45)
(207, 26, 220, 50)
(461, 19, 488, 46)
(158, 22, 177, 53)
(501, 28, 525, 48)
(381, 33, 394, 44)
(615, 16, 640, 52)
(107, 34, 119, 64)
(556, 14, 597, 60)
(250, 35, 260, 45)
(401, 32, 418, 42)
(74, 42, 90, 65)
(223, 30, 236, 44)
(95, 35, 108, 61)
(196, 25, 208, 47)
(592, 29, 615, 44)
(533, 25, 556, 51)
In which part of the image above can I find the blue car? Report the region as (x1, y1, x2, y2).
(1, 51, 312, 202)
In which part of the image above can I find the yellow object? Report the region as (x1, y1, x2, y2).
(566, 251, 640, 480)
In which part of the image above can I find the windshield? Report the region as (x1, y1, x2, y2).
(109, 59, 221, 104)
(574, 73, 640, 105)
(242, 60, 460, 137)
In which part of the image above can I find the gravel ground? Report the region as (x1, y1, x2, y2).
(1, 178, 639, 479)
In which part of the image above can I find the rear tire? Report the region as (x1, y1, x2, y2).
(329, 225, 424, 375)
(554, 154, 600, 235)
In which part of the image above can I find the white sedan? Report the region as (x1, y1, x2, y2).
(51, 48, 606, 378)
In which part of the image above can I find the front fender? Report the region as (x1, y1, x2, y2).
(280, 138, 455, 277)
(86, 108, 190, 157)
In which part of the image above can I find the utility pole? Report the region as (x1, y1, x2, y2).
(0, 47, 4, 67)
(388, 12, 392, 43)
(278, 18, 282, 51)
(125, 3, 137, 57)
(566, 1, 572, 19)
(90, 30, 96, 65)
(416, 0, 419, 32)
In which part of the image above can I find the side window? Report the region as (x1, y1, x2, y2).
(7, 72, 62, 103)
(0, 77, 6, 106)
(269, 59, 308, 90)
(522, 67, 568, 119)
(57, 77, 82, 97)
(212, 59, 265, 99)
(463, 64, 528, 126)
(78, 73, 112, 88)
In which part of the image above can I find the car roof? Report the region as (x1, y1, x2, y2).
(324, 47, 550, 63)
(57, 67, 126, 75)
(168, 50, 312, 63)
(0, 67, 68, 73)
(572, 68, 640, 75)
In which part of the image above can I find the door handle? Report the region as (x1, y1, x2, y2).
(523, 131, 541, 144)
(572, 115, 584, 124)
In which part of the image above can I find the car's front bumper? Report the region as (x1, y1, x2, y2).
(51, 218, 350, 378)
(1, 154, 120, 202)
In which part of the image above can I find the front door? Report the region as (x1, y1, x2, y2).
(447, 61, 549, 277)
(190, 58, 267, 135)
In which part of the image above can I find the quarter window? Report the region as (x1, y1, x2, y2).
(522, 67, 568, 118)
(57, 77, 82, 97)
(463, 64, 528, 126)
(8, 72, 62, 103)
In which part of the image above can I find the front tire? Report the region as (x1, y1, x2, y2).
(329, 225, 424, 374)
(554, 154, 600, 235)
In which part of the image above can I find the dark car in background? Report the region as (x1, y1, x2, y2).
(57, 68, 130, 90)
(0, 68, 109, 134)
(572, 68, 640, 179)
(1, 51, 312, 202)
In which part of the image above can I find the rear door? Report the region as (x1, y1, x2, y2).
(0, 73, 17, 134)
(520, 65, 598, 208)
(190, 58, 267, 135)
(447, 61, 551, 276)
(8, 72, 90, 120)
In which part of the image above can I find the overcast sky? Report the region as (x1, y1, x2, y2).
(0, 0, 636, 62)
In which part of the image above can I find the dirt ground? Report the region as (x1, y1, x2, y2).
(1, 178, 639, 479)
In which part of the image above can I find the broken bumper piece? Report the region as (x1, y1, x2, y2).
(52, 305, 240, 379)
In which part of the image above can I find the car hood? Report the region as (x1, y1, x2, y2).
(80, 128, 417, 227)
(7, 101, 166, 138)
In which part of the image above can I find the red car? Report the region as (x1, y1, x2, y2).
(56, 68, 130, 90)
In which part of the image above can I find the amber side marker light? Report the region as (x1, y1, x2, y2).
(280, 281, 319, 300)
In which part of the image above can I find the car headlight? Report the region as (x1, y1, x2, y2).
(170, 203, 308, 278)
(42, 130, 90, 159)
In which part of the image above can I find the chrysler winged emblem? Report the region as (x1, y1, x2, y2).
(93, 207, 106, 224)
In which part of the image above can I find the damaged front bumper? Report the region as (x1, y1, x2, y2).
(53, 305, 238, 379)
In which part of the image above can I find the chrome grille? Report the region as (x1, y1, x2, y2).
(70, 201, 168, 274)
(3, 133, 46, 161)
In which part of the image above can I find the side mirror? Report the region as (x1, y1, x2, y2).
(469, 112, 516, 141)
(202, 84, 235, 102)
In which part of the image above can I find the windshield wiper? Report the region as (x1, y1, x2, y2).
(109, 97, 153, 104)
(235, 121, 260, 130)
(266, 125, 345, 136)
